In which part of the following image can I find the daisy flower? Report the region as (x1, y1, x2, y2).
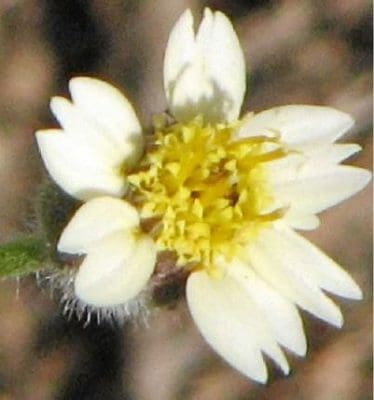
(36, 8, 371, 382)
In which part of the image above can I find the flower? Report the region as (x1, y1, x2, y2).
(36, 8, 371, 382)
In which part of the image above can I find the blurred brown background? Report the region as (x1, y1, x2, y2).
(0, 1, 372, 399)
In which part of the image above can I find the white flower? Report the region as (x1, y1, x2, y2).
(36, 8, 371, 382)
(36, 78, 143, 201)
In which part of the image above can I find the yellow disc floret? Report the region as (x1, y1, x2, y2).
(127, 115, 287, 276)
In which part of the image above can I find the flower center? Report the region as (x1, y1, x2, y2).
(127, 116, 287, 276)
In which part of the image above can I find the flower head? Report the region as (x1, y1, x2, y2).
(36, 8, 371, 382)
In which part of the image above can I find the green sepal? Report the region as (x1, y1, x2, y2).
(0, 236, 47, 278)
(36, 181, 79, 248)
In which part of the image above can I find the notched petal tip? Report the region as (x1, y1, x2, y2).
(68, 75, 143, 165)
(273, 164, 372, 216)
(187, 271, 293, 382)
(35, 128, 62, 140)
(238, 105, 355, 145)
(69, 76, 107, 91)
(350, 284, 364, 301)
(296, 337, 308, 357)
(37, 75, 143, 199)
(333, 310, 344, 328)
(49, 96, 71, 122)
(179, 8, 193, 24)
(203, 6, 213, 17)
(357, 167, 372, 186)
(164, 7, 246, 123)
(254, 368, 268, 384)
(230, 261, 308, 358)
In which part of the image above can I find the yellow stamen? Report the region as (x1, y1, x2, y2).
(127, 115, 287, 276)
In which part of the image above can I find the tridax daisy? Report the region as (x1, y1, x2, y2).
(36, 8, 371, 382)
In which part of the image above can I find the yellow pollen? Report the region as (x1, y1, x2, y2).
(127, 115, 287, 276)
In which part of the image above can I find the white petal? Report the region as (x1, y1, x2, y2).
(36, 129, 127, 200)
(50, 96, 125, 166)
(163, 10, 195, 106)
(164, 8, 246, 123)
(264, 144, 363, 185)
(283, 213, 320, 231)
(263, 152, 305, 187)
(58, 197, 139, 254)
(270, 225, 362, 299)
(272, 165, 371, 215)
(295, 143, 361, 165)
(187, 270, 289, 382)
(69, 77, 143, 166)
(247, 229, 344, 327)
(236, 106, 354, 145)
(264, 146, 371, 217)
(230, 262, 307, 356)
(74, 231, 156, 307)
